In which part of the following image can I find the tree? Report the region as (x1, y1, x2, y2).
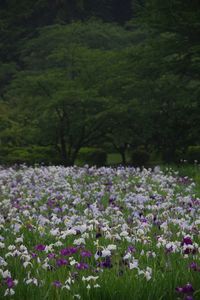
(105, 103, 144, 165)
(6, 21, 135, 165)
(126, 0, 200, 161)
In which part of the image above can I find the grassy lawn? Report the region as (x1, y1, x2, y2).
(107, 153, 122, 165)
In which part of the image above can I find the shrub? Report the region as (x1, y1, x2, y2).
(187, 146, 200, 164)
(161, 148, 184, 163)
(6, 148, 30, 164)
(28, 146, 60, 165)
(0, 146, 11, 164)
(131, 147, 150, 166)
(0, 147, 30, 165)
(78, 147, 107, 167)
(0, 146, 60, 166)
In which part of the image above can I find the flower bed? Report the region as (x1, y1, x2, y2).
(0, 165, 199, 299)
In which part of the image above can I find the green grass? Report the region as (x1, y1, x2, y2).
(75, 152, 124, 166)
(107, 153, 122, 165)
(76, 152, 131, 166)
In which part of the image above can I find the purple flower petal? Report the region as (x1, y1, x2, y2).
(80, 250, 92, 257)
(48, 253, 56, 259)
(76, 262, 89, 270)
(182, 236, 193, 246)
(185, 296, 194, 300)
(5, 277, 14, 288)
(52, 280, 62, 288)
(35, 244, 46, 251)
(56, 258, 68, 267)
(189, 262, 198, 271)
(176, 283, 194, 294)
(60, 247, 78, 256)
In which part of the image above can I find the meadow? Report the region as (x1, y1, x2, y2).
(0, 164, 200, 300)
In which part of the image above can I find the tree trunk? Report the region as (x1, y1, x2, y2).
(59, 123, 68, 165)
(70, 147, 80, 166)
(120, 150, 127, 165)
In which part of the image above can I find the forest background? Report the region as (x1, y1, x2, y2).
(0, 0, 200, 167)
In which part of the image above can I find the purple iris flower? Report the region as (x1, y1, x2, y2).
(60, 248, 70, 256)
(48, 253, 56, 259)
(141, 217, 147, 223)
(185, 296, 194, 300)
(76, 262, 89, 270)
(47, 199, 56, 208)
(189, 262, 200, 272)
(35, 244, 46, 251)
(56, 258, 68, 267)
(183, 283, 194, 293)
(80, 250, 92, 257)
(99, 257, 112, 268)
(182, 237, 193, 246)
(5, 277, 14, 288)
(189, 262, 198, 271)
(52, 280, 62, 288)
(31, 252, 37, 259)
(127, 246, 136, 253)
(166, 246, 173, 254)
(60, 247, 78, 256)
(109, 195, 116, 204)
(176, 283, 194, 294)
(184, 248, 196, 255)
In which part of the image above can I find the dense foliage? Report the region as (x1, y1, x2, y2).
(0, 0, 200, 165)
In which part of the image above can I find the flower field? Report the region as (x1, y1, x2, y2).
(0, 165, 200, 300)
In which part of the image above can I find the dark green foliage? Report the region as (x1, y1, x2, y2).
(187, 146, 200, 164)
(0, 146, 59, 166)
(5, 21, 138, 166)
(0, 1, 200, 166)
(78, 147, 107, 167)
(162, 148, 184, 164)
(131, 147, 150, 166)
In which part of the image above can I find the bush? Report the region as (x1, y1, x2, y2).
(27, 146, 60, 165)
(6, 148, 31, 165)
(0, 146, 11, 164)
(161, 148, 184, 164)
(131, 147, 150, 166)
(187, 146, 200, 164)
(78, 147, 107, 167)
(0, 147, 29, 165)
(0, 146, 60, 166)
